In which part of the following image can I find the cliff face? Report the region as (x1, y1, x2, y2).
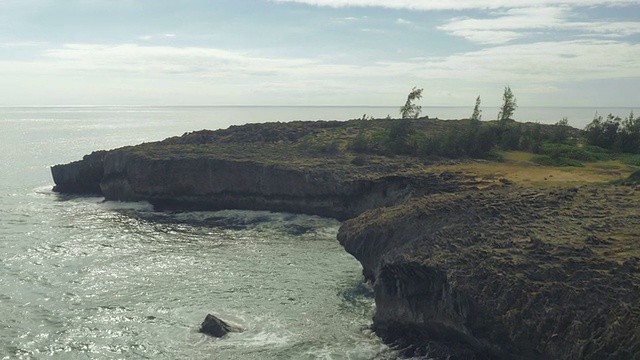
(338, 187, 640, 359)
(52, 147, 467, 221)
(51, 151, 107, 194)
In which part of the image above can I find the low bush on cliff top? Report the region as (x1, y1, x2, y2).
(538, 143, 599, 162)
(619, 154, 640, 166)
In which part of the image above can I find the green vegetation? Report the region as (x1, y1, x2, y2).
(400, 87, 423, 119)
(471, 96, 482, 121)
(127, 87, 639, 175)
(498, 86, 517, 122)
(618, 153, 640, 166)
(584, 111, 640, 153)
(539, 143, 598, 162)
(344, 116, 578, 161)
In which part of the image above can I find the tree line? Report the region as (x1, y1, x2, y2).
(347, 86, 638, 162)
(584, 112, 640, 154)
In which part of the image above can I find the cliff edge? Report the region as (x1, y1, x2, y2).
(339, 186, 640, 359)
(51, 120, 491, 220)
(51, 118, 640, 358)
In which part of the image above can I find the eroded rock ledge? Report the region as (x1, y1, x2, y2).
(338, 186, 640, 359)
(52, 149, 470, 220)
(51, 125, 488, 220)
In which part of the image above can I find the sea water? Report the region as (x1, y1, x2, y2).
(0, 105, 634, 359)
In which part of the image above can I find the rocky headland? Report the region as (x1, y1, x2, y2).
(51, 118, 640, 359)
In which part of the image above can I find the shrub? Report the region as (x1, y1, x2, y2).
(539, 143, 598, 162)
(482, 151, 504, 161)
(297, 135, 340, 154)
(347, 131, 369, 153)
(619, 154, 640, 166)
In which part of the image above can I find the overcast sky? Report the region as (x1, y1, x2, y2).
(0, 0, 639, 106)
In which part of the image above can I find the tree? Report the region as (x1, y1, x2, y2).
(551, 117, 570, 143)
(584, 113, 621, 150)
(400, 87, 423, 119)
(620, 110, 640, 153)
(471, 95, 482, 121)
(498, 86, 517, 122)
(387, 118, 414, 154)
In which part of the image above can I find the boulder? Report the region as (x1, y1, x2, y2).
(199, 314, 244, 338)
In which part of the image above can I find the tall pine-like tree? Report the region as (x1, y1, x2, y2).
(498, 86, 517, 122)
(471, 95, 482, 121)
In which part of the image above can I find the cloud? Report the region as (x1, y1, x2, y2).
(136, 34, 177, 41)
(1, 40, 638, 105)
(439, 7, 570, 44)
(578, 21, 640, 37)
(330, 15, 367, 24)
(439, 6, 640, 43)
(396, 18, 412, 25)
(30, 40, 640, 84)
(410, 40, 640, 82)
(272, 0, 638, 11)
(41, 44, 321, 77)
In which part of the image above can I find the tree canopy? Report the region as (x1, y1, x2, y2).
(498, 86, 517, 122)
(400, 87, 423, 119)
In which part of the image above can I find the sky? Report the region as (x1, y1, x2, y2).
(0, 0, 639, 107)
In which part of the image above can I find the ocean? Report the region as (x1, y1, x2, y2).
(0, 105, 635, 359)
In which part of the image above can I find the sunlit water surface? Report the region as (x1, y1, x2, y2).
(0, 106, 399, 359)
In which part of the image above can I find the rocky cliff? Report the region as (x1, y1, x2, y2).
(52, 145, 474, 220)
(51, 120, 640, 359)
(339, 186, 640, 359)
(51, 151, 107, 194)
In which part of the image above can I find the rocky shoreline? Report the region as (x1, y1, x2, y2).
(339, 186, 640, 359)
(52, 148, 475, 221)
(51, 122, 640, 359)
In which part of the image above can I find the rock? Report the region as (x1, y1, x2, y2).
(585, 235, 609, 245)
(199, 314, 244, 338)
(338, 187, 640, 359)
(627, 169, 640, 184)
(50, 137, 471, 221)
(51, 151, 106, 194)
(619, 257, 639, 273)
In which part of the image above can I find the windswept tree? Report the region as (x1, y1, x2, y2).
(400, 87, 423, 119)
(551, 117, 570, 143)
(471, 95, 482, 121)
(498, 86, 517, 122)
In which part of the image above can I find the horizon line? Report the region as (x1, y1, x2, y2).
(0, 104, 638, 109)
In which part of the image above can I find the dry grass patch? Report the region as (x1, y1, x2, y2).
(432, 151, 635, 187)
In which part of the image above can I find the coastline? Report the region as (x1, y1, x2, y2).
(50, 118, 640, 359)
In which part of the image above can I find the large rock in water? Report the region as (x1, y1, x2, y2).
(199, 314, 244, 338)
